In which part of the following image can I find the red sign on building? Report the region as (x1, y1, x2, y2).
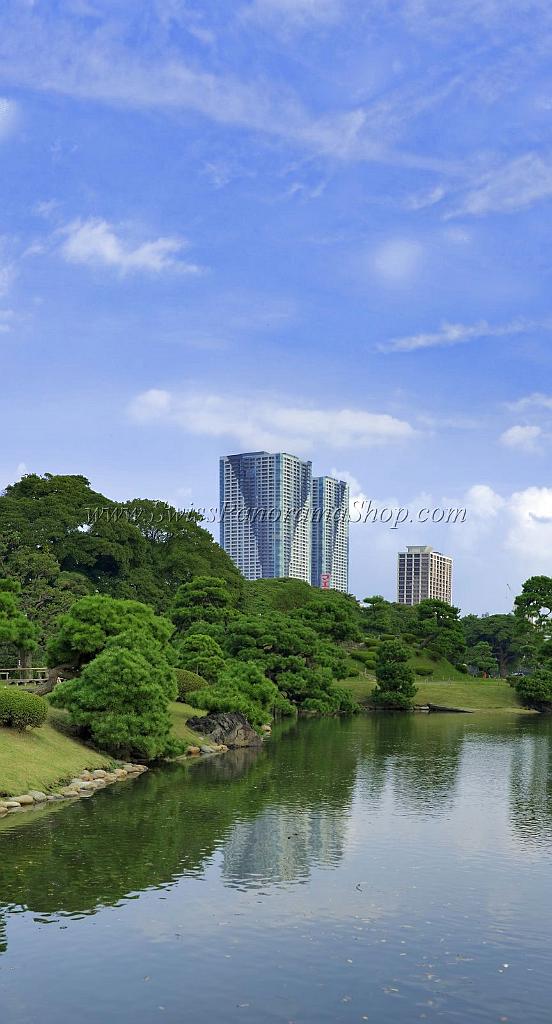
(320, 573, 331, 589)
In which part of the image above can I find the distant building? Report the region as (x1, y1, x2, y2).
(397, 545, 453, 605)
(219, 452, 350, 589)
(219, 451, 313, 582)
(311, 476, 349, 593)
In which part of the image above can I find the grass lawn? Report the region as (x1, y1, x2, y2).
(169, 702, 206, 746)
(0, 700, 209, 797)
(344, 673, 530, 712)
(0, 707, 113, 797)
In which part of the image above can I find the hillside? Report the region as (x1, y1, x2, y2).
(344, 675, 526, 712)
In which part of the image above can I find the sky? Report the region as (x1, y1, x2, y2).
(2, 0, 552, 614)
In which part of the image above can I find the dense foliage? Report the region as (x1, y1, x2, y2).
(0, 578, 38, 667)
(48, 594, 179, 759)
(0, 688, 48, 730)
(0, 473, 242, 654)
(371, 638, 418, 709)
(175, 668, 210, 702)
(188, 662, 294, 727)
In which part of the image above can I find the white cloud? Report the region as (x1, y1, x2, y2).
(465, 484, 506, 518)
(0, 97, 17, 139)
(500, 424, 543, 451)
(506, 392, 552, 412)
(450, 153, 552, 217)
(128, 389, 416, 451)
(380, 317, 550, 353)
(59, 219, 202, 275)
(371, 239, 424, 285)
(507, 486, 552, 558)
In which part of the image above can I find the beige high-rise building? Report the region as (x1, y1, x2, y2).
(397, 545, 453, 606)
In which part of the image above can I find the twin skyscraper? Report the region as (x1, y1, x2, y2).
(220, 451, 349, 592)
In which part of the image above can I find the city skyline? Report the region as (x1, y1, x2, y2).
(220, 451, 350, 591)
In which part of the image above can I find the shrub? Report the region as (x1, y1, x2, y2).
(0, 687, 48, 730)
(415, 665, 434, 676)
(189, 661, 295, 728)
(515, 668, 552, 711)
(176, 668, 209, 702)
(50, 644, 178, 760)
(174, 633, 226, 683)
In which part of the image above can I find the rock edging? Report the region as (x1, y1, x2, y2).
(0, 763, 148, 817)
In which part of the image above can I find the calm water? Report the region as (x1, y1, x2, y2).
(1, 714, 552, 1023)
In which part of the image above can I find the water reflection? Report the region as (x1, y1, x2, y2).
(1, 714, 552, 948)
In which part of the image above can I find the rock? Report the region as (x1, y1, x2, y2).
(186, 746, 201, 756)
(200, 745, 216, 754)
(28, 791, 47, 802)
(12, 794, 34, 805)
(186, 712, 262, 749)
(4, 800, 21, 808)
(91, 769, 107, 779)
(60, 787, 80, 798)
(260, 724, 272, 733)
(112, 768, 128, 778)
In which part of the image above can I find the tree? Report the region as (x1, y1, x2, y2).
(0, 579, 38, 668)
(225, 612, 355, 713)
(172, 576, 234, 632)
(514, 576, 552, 638)
(293, 592, 362, 642)
(466, 641, 498, 677)
(50, 638, 178, 760)
(173, 633, 226, 683)
(371, 638, 417, 709)
(462, 613, 524, 677)
(514, 576, 552, 667)
(47, 594, 175, 671)
(416, 599, 466, 665)
(188, 661, 294, 727)
(515, 668, 552, 711)
(362, 596, 394, 635)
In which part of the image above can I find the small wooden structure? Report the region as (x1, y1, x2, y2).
(0, 667, 49, 687)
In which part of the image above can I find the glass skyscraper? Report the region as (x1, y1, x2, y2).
(311, 476, 349, 592)
(220, 453, 350, 592)
(219, 451, 313, 582)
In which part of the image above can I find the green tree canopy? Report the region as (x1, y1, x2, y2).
(462, 613, 525, 677)
(372, 638, 417, 710)
(172, 575, 234, 632)
(173, 632, 226, 683)
(416, 599, 466, 665)
(50, 640, 178, 760)
(47, 594, 174, 670)
(0, 578, 38, 664)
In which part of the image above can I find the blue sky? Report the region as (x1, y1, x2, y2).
(2, 0, 552, 613)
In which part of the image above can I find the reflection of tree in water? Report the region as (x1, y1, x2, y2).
(0, 719, 359, 951)
(354, 714, 464, 815)
(0, 914, 6, 954)
(509, 717, 552, 847)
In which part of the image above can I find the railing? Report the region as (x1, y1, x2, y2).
(0, 668, 49, 686)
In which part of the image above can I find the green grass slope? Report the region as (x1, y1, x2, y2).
(0, 708, 113, 797)
(344, 674, 528, 712)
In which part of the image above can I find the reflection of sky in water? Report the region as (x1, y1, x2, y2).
(1, 714, 552, 1024)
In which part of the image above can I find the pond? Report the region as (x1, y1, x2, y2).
(1, 713, 552, 1023)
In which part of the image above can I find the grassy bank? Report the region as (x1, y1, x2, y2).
(169, 702, 206, 746)
(345, 674, 531, 712)
(0, 707, 113, 797)
(0, 701, 207, 798)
